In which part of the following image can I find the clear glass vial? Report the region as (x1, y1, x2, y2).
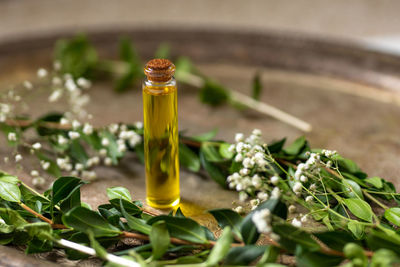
(142, 59, 180, 209)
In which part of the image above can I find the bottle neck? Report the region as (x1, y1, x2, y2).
(143, 77, 176, 88)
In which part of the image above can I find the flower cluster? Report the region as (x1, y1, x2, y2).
(227, 130, 282, 211)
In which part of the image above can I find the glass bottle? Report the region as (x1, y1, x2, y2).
(142, 59, 180, 209)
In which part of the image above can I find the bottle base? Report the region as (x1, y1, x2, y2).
(146, 197, 180, 209)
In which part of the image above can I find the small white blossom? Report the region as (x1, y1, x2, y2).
(68, 131, 80, 139)
(77, 77, 92, 89)
(288, 205, 297, 213)
(252, 129, 262, 136)
(37, 68, 48, 78)
(129, 134, 141, 147)
(82, 171, 97, 181)
(239, 168, 250, 176)
(41, 161, 50, 170)
(243, 158, 255, 169)
(228, 144, 235, 153)
(104, 157, 113, 166)
(32, 142, 41, 150)
(135, 121, 143, 129)
(52, 77, 62, 86)
(253, 152, 264, 161)
(53, 60, 62, 71)
(310, 183, 317, 191)
(235, 133, 244, 142)
(250, 199, 260, 207)
(7, 132, 17, 141)
(75, 163, 84, 171)
(65, 78, 77, 92)
(271, 187, 281, 199)
(48, 89, 63, 102)
(30, 170, 39, 177)
(270, 175, 279, 185)
(3, 157, 9, 163)
(234, 153, 243, 162)
(251, 174, 262, 189)
(293, 182, 303, 193)
(236, 142, 245, 153)
(252, 209, 272, 233)
(292, 218, 302, 228)
(108, 124, 119, 134)
(234, 206, 244, 214)
(32, 177, 46, 188)
(305, 195, 314, 203)
(300, 175, 308, 183)
(257, 192, 269, 201)
(326, 161, 332, 168)
(58, 135, 68, 145)
(82, 123, 93, 135)
(236, 183, 244, 191)
(301, 215, 308, 223)
(60, 118, 69, 125)
(99, 148, 107, 157)
(90, 156, 100, 165)
(72, 120, 81, 129)
(15, 154, 22, 162)
(101, 138, 110, 146)
(239, 191, 248, 202)
(23, 81, 33, 90)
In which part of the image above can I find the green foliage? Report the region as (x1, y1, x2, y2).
(343, 198, 373, 222)
(252, 72, 262, 101)
(199, 79, 230, 106)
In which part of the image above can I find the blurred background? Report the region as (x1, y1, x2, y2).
(1, 0, 400, 53)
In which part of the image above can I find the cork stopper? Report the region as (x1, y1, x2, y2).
(144, 59, 175, 82)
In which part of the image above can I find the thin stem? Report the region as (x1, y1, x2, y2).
(363, 190, 389, 210)
(19, 203, 53, 225)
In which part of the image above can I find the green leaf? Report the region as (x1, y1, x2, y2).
(273, 223, 320, 253)
(366, 228, 400, 253)
(209, 209, 243, 239)
(315, 231, 360, 251)
(110, 198, 142, 216)
(283, 136, 307, 155)
(23, 222, 52, 240)
(150, 221, 170, 260)
(179, 143, 200, 172)
(343, 198, 373, 222)
(52, 176, 85, 205)
(371, 249, 399, 267)
(54, 34, 98, 79)
(190, 128, 218, 142)
(384, 207, 400, 227)
(0, 180, 21, 202)
(106, 187, 132, 202)
(267, 138, 286, 153)
(0, 173, 19, 184)
(0, 208, 28, 227)
(225, 245, 266, 265)
(120, 199, 151, 235)
(62, 206, 122, 237)
(199, 151, 227, 188)
(26, 237, 53, 254)
(252, 72, 262, 101)
(60, 186, 81, 213)
(154, 43, 170, 59)
(88, 230, 108, 260)
(219, 143, 234, 159)
(257, 246, 280, 265)
(201, 143, 225, 162)
(365, 176, 383, 189)
(206, 226, 233, 266)
(296, 249, 343, 267)
(148, 215, 208, 244)
(199, 79, 230, 106)
(341, 179, 364, 200)
(68, 139, 89, 164)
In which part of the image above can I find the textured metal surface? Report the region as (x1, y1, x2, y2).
(0, 29, 399, 265)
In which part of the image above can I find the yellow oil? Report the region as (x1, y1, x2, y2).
(143, 84, 180, 209)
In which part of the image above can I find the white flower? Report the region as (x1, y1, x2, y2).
(32, 142, 41, 150)
(75, 163, 84, 171)
(301, 215, 308, 223)
(77, 77, 92, 89)
(101, 138, 110, 146)
(257, 192, 269, 201)
(253, 152, 264, 161)
(108, 124, 119, 134)
(41, 161, 50, 170)
(252, 129, 262, 136)
(135, 121, 143, 129)
(3, 157, 8, 163)
(91, 156, 100, 165)
(236, 142, 245, 153)
(326, 161, 332, 168)
(250, 199, 260, 207)
(60, 118, 69, 125)
(23, 81, 33, 90)
(71, 170, 79, 177)
(271, 187, 281, 199)
(53, 60, 62, 71)
(239, 168, 250, 176)
(234, 206, 244, 214)
(239, 191, 248, 202)
(270, 175, 279, 185)
(288, 205, 297, 213)
(243, 158, 255, 169)
(252, 209, 272, 233)
(37, 68, 48, 78)
(291, 218, 302, 228)
(300, 175, 308, 183)
(232, 172, 241, 180)
(310, 183, 317, 191)
(65, 78, 77, 92)
(68, 131, 80, 139)
(0, 114, 6, 122)
(82, 171, 97, 181)
(228, 144, 235, 153)
(251, 175, 262, 189)
(235, 133, 244, 142)
(293, 182, 303, 193)
(294, 169, 302, 180)
(30, 170, 39, 177)
(83, 123, 93, 135)
(236, 183, 244, 191)
(72, 120, 81, 129)
(32, 177, 46, 188)
(58, 135, 68, 145)
(129, 134, 141, 147)
(99, 148, 107, 157)
(15, 154, 22, 162)
(305, 195, 314, 203)
(7, 132, 17, 141)
(48, 89, 63, 102)
(52, 77, 62, 86)
(234, 153, 243, 162)
(104, 157, 112, 166)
